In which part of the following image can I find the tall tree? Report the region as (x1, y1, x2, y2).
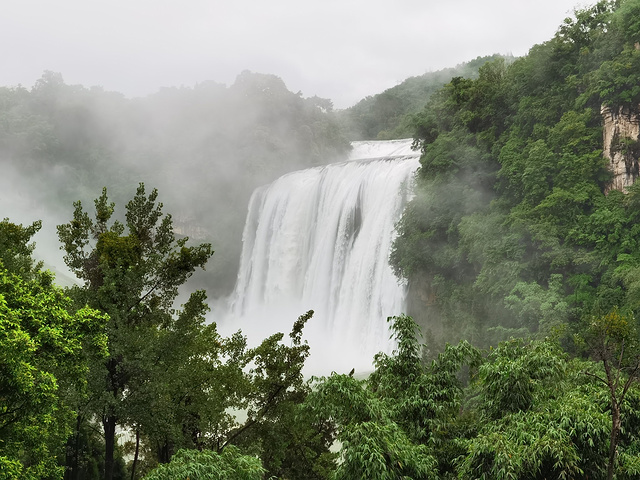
(582, 308, 640, 480)
(57, 184, 213, 480)
(0, 219, 106, 479)
(226, 310, 336, 480)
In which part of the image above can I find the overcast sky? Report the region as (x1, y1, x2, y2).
(2, 0, 585, 108)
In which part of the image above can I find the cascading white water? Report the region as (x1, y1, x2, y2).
(227, 139, 420, 374)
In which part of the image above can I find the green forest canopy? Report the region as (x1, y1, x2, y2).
(3, 211, 640, 479)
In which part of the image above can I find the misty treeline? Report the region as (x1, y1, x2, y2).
(0, 70, 350, 295)
(391, 0, 640, 346)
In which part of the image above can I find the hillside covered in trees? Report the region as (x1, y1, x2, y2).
(4, 0, 640, 479)
(339, 54, 512, 140)
(391, 0, 640, 349)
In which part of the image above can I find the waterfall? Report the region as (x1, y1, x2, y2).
(227, 139, 420, 374)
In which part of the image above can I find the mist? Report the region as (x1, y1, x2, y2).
(0, 71, 350, 298)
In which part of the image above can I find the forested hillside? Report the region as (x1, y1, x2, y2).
(392, 0, 640, 349)
(0, 71, 350, 294)
(339, 54, 511, 140)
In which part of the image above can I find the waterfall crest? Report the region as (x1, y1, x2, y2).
(228, 139, 420, 373)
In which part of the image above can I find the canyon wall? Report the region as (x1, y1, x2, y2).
(602, 105, 640, 193)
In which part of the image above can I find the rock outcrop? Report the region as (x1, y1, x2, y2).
(602, 105, 640, 193)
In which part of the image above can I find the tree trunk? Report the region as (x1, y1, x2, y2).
(158, 438, 173, 464)
(64, 414, 81, 480)
(103, 415, 117, 480)
(131, 428, 140, 480)
(607, 402, 621, 480)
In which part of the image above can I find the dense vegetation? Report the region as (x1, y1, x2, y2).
(391, 0, 640, 348)
(4, 0, 640, 478)
(1, 192, 326, 480)
(3, 206, 640, 478)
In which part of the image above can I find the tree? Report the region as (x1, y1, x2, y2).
(0, 219, 106, 479)
(222, 311, 337, 480)
(57, 184, 213, 480)
(122, 310, 323, 479)
(0, 219, 44, 279)
(120, 291, 246, 477)
(581, 308, 640, 480)
(57, 187, 326, 479)
(306, 372, 437, 480)
(305, 315, 479, 479)
(462, 339, 611, 479)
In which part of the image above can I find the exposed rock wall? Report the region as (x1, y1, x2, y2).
(602, 105, 640, 193)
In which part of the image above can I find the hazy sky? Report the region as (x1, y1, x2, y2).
(3, 0, 584, 108)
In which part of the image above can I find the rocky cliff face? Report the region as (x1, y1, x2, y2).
(602, 105, 640, 193)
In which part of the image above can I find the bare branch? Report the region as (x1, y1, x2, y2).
(584, 370, 609, 387)
(614, 340, 625, 393)
(620, 360, 640, 404)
